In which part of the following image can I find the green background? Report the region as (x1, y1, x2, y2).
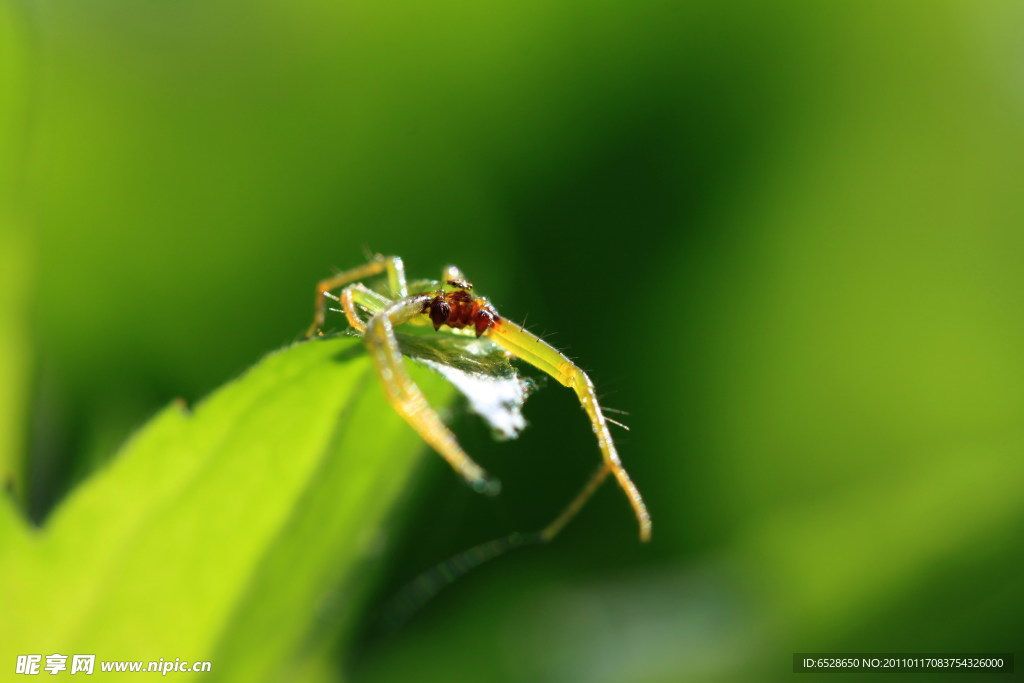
(3, 0, 1022, 680)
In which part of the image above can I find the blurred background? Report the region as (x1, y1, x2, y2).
(3, 0, 1023, 680)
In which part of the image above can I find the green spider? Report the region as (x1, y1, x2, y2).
(305, 254, 650, 542)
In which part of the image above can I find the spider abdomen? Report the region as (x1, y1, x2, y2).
(425, 290, 499, 337)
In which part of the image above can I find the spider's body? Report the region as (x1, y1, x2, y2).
(305, 255, 651, 542)
(426, 288, 498, 336)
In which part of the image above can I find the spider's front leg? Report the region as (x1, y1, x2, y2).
(486, 319, 652, 542)
(364, 295, 499, 495)
(305, 255, 407, 337)
(338, 283, 391, 333)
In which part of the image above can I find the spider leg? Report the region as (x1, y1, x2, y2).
(538, 464, 610, 542)
(339, 283, 391, 333)
(305, 255, 407, 337)
(486, 318, 651, 542)
(365, 295, 499, 495)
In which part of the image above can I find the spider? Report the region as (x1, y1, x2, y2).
(305, 254, 651, 542)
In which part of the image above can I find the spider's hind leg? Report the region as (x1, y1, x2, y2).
(305, 255, 407, 337)
(338, 283, 391, 333)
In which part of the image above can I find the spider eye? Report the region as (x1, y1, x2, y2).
(429, 299, 451, 331)
(473, 310, 495, 338)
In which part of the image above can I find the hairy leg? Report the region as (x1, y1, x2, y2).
(365, 295, 499, 495)
(305, 255, 407, 337)
(338, 283, 391, 333)
(487, 318, 651, 541)
(538, 464, 611, 541)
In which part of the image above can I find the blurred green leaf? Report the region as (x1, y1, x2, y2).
(0, 0, 33, 500)
(0, 231, 31, 501)
(0, 336, 464, 679)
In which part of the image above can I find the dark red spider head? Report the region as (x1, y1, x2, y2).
(424, 290, 498, 336)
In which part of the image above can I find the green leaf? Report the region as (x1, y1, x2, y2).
(0, 336, 469, 678)
(0, 1, 34, 501)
